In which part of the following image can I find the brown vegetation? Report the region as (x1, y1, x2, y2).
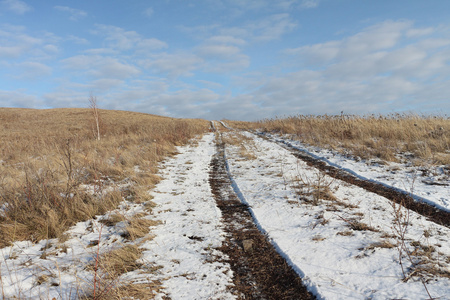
(228, 114, 450, 165)
(0, 108, 209, 247)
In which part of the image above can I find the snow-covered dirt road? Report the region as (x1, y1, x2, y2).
(1, 126, 449, 300)
(209, 134, 314, 299)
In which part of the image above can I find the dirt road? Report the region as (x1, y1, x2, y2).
(209, 133, 315, 299)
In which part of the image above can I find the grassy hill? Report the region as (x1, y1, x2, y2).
(0, 108, 209, 246)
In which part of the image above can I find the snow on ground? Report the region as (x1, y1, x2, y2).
(2, 127, 449, 300)
(140, 133, 235, 300)
(0, 133, 235, 300)
(264, 133, 450, 212)
(0, 200, 147, 299)
(223, 130, 450, 300)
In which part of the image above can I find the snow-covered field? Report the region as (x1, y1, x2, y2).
(223, 130, 450, 300)
(1, 129, 449, 299)
(264, 133, 450, 212)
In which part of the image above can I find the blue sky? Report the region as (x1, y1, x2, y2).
(1, 0, 450, 120)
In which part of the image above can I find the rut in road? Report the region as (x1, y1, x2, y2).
(257, 133, 450, 228)
(209, 134, 315, 300)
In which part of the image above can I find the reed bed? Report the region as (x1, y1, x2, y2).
(228, 114, 450, 165)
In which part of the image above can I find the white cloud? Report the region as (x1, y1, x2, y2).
(300, 0, 319, 9)
(207, 35, 246, 46)
(221, 13, 297, 42)
(0, 45, 23, 58)
(90, 59, 141, 79)
(0, 90, 41, 107)
(226, 0, 269, 11)
(0, 25, 48, 59)
(136, 38, 168, 52)
(406, 27, 434, 38)
(342, 21, 411, 57)
(276, 0, 299, 10)
(91, 78, 124, 91)
(253, 13, 298, 41)
(92, 84, 220, 119)
(196, 34, 250, 73)
(285, 40, 340, 64)
(62, 55, 141, 79)
(197, 44, 241, 59)
(16, 61, 52, 79)
(143, 7, 153, 17)
(61, 55, 97, 70)
(67, 35, 89, 45)
(92, 24, 167, 52)
(244, 21, 450, 117)
(54, 6, 87, 21)
(286, 20, 414, 65)
(141, 53, 203, 77)
(1, 0, 31, 14)
(418, 38, 450, 50)
(83, 48, 118, 55)
(197, 79, 223, 90)
(43, 90, 88, 108)
(182, 13, 296, 44)
(43, 44, 59, 54)
(202, 53, 250, 73)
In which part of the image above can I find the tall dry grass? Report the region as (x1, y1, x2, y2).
(228, 114, 450, 165)
(0, 108, 209, 247)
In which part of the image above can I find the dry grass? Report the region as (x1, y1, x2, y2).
(289, 168, 336, 205)
(84, 243, 163, 300)
(222, 132, 257, 160)
(122, 216, 159, 241)
(104, 282, 162, 300)
(0, 108, 209, 247)
(96, 244, 143, 278)
(228, 114, 450, 165)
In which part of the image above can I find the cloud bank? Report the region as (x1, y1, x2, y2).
(0, 1, 449, 120)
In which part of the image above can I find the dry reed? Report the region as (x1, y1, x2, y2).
(228, 113, 450, 165)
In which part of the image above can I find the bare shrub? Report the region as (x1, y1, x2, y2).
(288, 163, 336, 205)
(89, 94, 102, 141)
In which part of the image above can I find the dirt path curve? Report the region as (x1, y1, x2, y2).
(257, 132, 450, 228)
(209, 133, 315, 300)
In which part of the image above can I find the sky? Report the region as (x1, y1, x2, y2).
(1, 0, 450, 121)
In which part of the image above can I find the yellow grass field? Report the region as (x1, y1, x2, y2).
(0, 108, 209, 247)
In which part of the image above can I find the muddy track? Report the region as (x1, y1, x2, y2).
(209, 135, 315, 300)
(258, 133, 450, 228)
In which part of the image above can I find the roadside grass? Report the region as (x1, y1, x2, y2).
(0, 107, 208, 246)
(0, 107, 209, 299)
(227, 114, 450, 166)
(221, 132, 257, 161)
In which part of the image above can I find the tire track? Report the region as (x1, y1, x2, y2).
(257, 132, 450, 228)
(209, 133, 315, 300)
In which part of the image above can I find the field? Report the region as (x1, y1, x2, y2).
(229, 114, 450, 165)
(0, 108, 208, 299)
(0, 109, 449, 299)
